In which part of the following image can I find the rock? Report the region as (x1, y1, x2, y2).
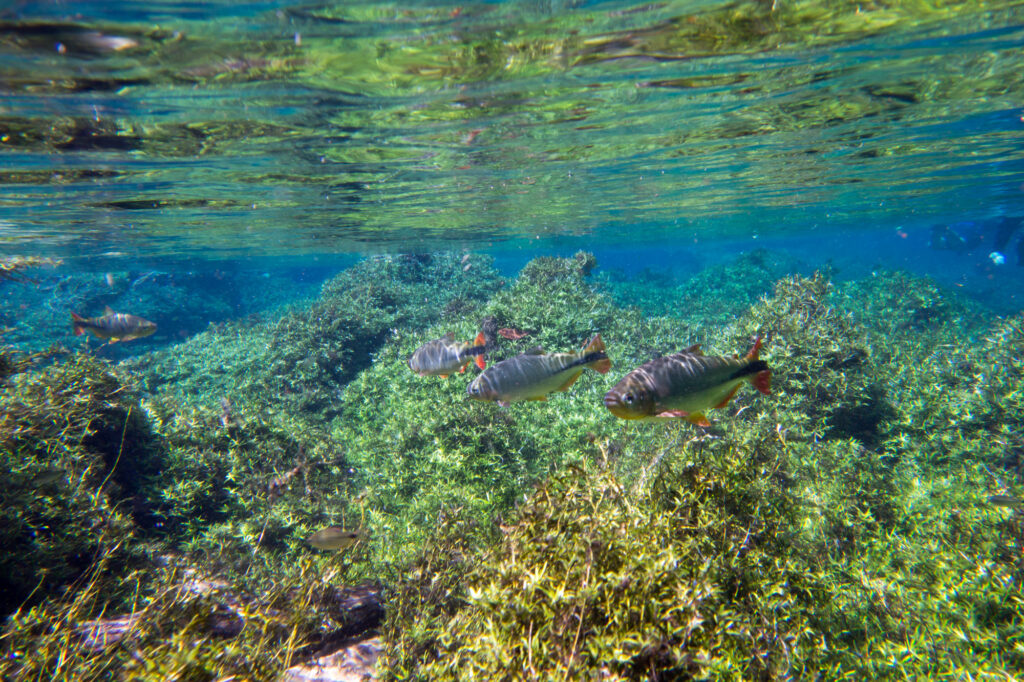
(281, 636, 382, 682)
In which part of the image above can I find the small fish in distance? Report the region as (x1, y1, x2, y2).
(307, 527, 364, 551)
(604, 337, 770, 426)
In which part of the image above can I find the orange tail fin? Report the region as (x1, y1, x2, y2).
(474, 332, 486, 370)
(583, 334, 611, 374)
(71, 312, 85, 336)
(752, 369, 771, 395)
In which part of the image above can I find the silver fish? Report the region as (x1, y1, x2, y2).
(604, 337, 770, 425)
(408, 332, 486, 378)
(467, 334, 610, 406)
(71, 306, 156, 342)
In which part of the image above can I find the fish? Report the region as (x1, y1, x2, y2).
(306, 527, 363, 551)
(603, 337, 770, 425)
(497, 328, 530, 340)
(987, 494, 1022, 509)
(408, 332, 486, 378)
(467, 334, 611, 406)
(71, 306, 156, 342)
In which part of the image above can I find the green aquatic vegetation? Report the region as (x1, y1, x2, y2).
(0, 353, 155, 615)
(725, 270, 892, 445)
(381, 267, 1024, 680)
(382, 434, 822, 680)
(140, 397, 361, 573)
(2, 548, 378, 682)
(4, 258, 1023, 679)
(124, 252, 502, 418)
(602, 249, 808, 323)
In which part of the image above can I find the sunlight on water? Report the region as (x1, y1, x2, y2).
(0, 0, 1022, 260)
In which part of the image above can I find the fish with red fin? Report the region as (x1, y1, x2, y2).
(408, 332, 487, 378)
(467, 334, 611, 406)
(71, 306, 156, 343)
(604, 337, 770, 425)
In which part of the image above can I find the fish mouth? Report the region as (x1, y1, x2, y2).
(603, 392, 638, 419)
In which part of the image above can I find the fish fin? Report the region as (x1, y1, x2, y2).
(443, 332, 455, 340)
(498, 400, 510, 408)
(459, 363, 467, 374)
(555, 369, 584, 393)
(687, 412, 711, 427)
(752, 369, 771, 395)
(745, 335, 764, 361)
(683, 343, 703, 356)
(527, 395, 548, 401)
(583, 334, 612, 373)
(525, 346, 545, 355)
(473, 332, 487, 370)
(108, 338, 119, 344)
(713, 384, 742, 409)
(103, 306, 115, 316)
(439, 374, 449, 379)
(655, 409, 689, 419)
(71, 312, 85, 335)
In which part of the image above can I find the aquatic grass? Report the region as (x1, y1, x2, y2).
(0, 352, 155, 615)
(2, 550, 379, 682)
(4, 253, 1024, 679)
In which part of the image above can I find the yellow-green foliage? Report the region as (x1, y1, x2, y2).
(0, 354, 151, 615)
(2, 552, 369, 681)
(381, 269, 1024, 680)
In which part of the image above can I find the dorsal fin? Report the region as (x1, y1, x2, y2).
(103, 306, 116, 316)
(524, 346, 545, 355)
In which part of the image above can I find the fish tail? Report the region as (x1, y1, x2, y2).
(473, 332, 487, 370)
(71, 312, 86, 336)
(582, 334, 611, 373)
(744, 337, 770, 394)
(752, 368, 771, 395)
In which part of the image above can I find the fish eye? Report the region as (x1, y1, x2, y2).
(624, 393, 635, 404)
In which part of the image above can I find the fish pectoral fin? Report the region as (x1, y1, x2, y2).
(527, 395, 548, 401)
(439, 374, 449, 379)
(713, 384, 742, 409)
(555, 370, 584, 393)
(655, 409, 688, 419)
(687, 412, 711, 427)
